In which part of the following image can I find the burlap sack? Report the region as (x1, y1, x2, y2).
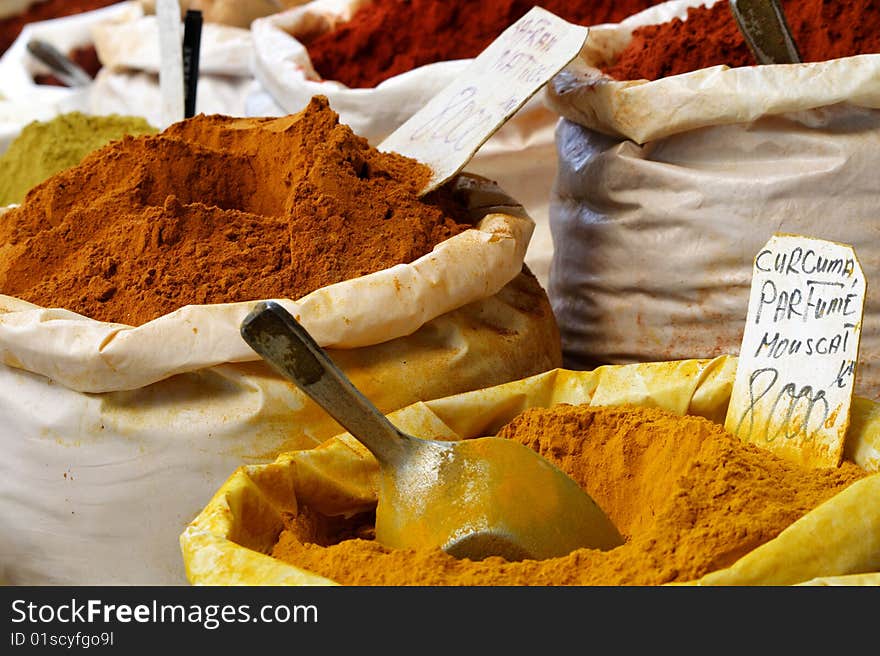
(0, 174, 562, 585)
(248, 0, 563, 289)
(180, 355, 880, 586)
(544, 0, 880, 401)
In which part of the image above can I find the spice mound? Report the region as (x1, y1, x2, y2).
(603, 0, 880, 81)
(270, 404, 867, 585)
(0, 112, 157, 207)
(303, 0, 663, 89)
(0, 96, 474, 326)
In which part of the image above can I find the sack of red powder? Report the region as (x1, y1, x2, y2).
(246, 0, 664, 289)
(544, 0, 880, 400)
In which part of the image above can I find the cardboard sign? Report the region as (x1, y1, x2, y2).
(378, 6, 589, 195)
(724, 234, 866, 467)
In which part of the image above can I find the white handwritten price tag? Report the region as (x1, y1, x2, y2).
(378, 6, 589, 195)
(724, 234, 866, 467)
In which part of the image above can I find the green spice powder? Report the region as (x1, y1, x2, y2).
(0, 111, 158, 206)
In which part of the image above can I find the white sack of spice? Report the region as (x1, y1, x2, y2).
(545, 0, 880, 400)
(0, 176, 566, 586)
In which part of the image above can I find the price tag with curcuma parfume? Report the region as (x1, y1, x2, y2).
(379, 6, 589, 196)
(724, 233, 866, 468)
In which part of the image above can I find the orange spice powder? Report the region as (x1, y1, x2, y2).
(270, 404, 867, 585)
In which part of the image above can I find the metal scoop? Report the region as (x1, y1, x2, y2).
(240, 301, 624, 561)
(27, 39, 93, 88)
(729, 0, 801, 65)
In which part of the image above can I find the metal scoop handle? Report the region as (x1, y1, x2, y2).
(240, 301, 409, 464)
(729, 0, 801, 65)
(27, 39, 93, 88)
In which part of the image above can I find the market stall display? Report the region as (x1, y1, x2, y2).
(181, 356, 880, 586)
(1, 0, 878, 591)
(546, 0, 880, 400)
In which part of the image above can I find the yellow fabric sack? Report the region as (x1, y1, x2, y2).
(181, 355, 880, 586)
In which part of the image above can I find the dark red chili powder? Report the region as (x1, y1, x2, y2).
(603, 0, 880, 81)
(0, 0, 122, 56)
(303, 0, 665, 88)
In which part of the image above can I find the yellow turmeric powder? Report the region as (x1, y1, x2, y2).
(270, 404, 869, 585)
